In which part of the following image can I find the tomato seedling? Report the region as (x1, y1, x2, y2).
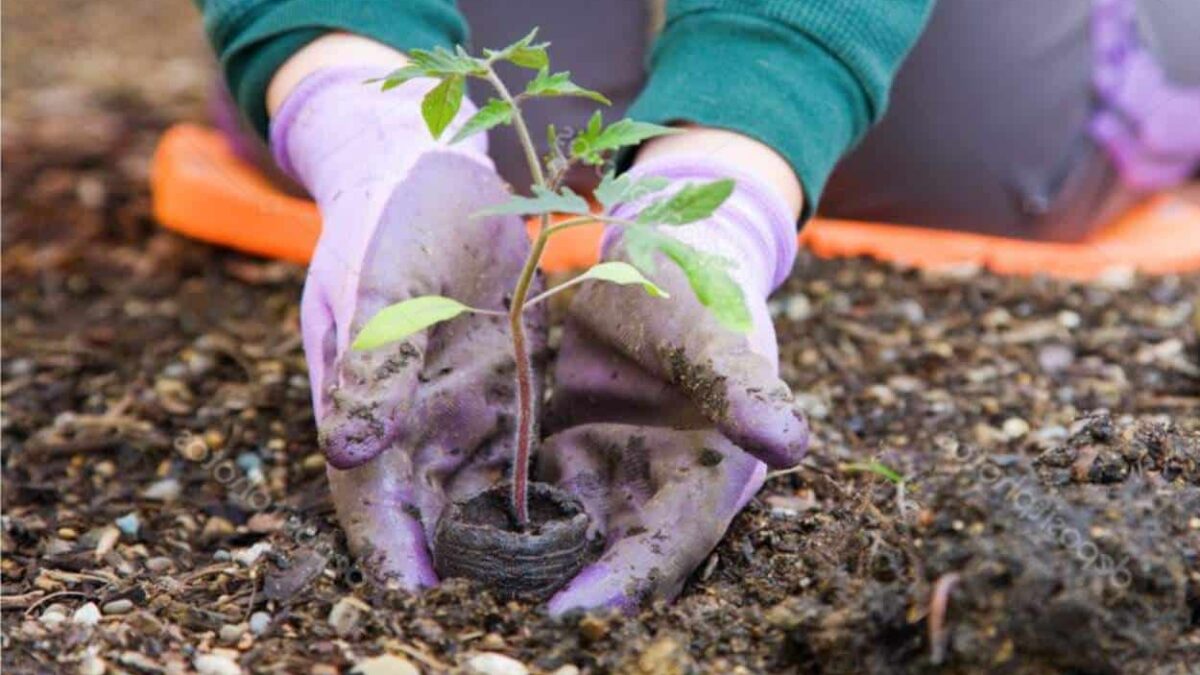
(354, 29, 749, 527)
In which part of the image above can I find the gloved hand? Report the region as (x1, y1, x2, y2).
(539, 156, 808, 614)
(272, 66, 545, 588)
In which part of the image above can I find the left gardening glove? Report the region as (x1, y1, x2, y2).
(539, 156, 808, 614)
(273, 66, 545, 587)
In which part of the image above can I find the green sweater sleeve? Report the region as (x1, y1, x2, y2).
(195, 0, 466, 137)
(627, 0, 934, 222)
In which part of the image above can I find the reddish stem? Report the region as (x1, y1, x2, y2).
(484, 64, 553, 528)
(507, 217, 551, 528)
(509, 310, 534, 527)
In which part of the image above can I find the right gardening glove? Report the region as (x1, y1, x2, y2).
(539, 156, 810, 614)
(272, 66, 545, 589)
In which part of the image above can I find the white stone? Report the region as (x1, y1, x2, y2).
(194, 653, 243, 675)
(72, 602, 101, 626)
(350, 654, 420, 675)
(232, 542, 272, 567)
(248, 611, 271, 635)
(1001, 417, 1031, 440)
(464, 653, 529, 675)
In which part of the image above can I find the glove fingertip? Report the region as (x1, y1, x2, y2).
(320, 418, 391, 470)
(547, 563, 638, 617)
(724, 396, 810, 469)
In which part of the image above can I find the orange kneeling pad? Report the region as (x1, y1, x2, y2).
(152, 123, 1200, 279)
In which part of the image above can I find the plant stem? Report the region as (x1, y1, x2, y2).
(485, 67, 545, 189)
(506, 219, 549, 527)
(484, 64, 550, 527)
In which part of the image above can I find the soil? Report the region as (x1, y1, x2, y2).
(2, 2, 1199, 673)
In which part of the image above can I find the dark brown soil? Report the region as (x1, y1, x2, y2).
(2, 2, 1199, 673)
(453, 482, 583, 533)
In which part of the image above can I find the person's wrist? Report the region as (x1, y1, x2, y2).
(266, 33, 410, 116)
(269, 65, 488, 201)
(636, 126, 804, 217)
(611, 155, 798, 297)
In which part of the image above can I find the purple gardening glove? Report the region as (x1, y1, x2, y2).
(273, 66, 545, 588)
(539, 156, 808, 614)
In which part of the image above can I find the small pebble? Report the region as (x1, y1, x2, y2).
(1037, 344, 1075, 373)
(464, 653, 529, 675)
(102, 599, 133, 615)
(631, 638, 691, 674)
(219, 623, 246, 644)
(1032, 425, 1069, 448)
(214, 549, 232, 562)
(481, 633, 507, 650)
(79, 654, 107, 675)
(94, 460, 116, 478)
(194, 653, 243, 675)
(236, 452, 263, 473)
(248, 611, 271, 635)
(72, 602, 101, 626)
(114, 512, 140, 537)
(782, 294, 812, 322)
(1002, 417, 1031, 440)
(39, 606, 68, 628)
(143, 478, 181, 502)
(792, 393, 829, 420)
(161, 362, 188, 378)
(328, 596, 365, 637)
(202, 516, 235, 542)
(301, 453, 326, 473)
(7, 358, 35, 376)
(177, 434, 210, 462)
(578, 615, 608, 642)
(1057, 310, 1082, 329)
(93, 525, 120, 559)
(145, 556, 174, 573)
(550, 667, 581, 675)
(350, 654, 420, 675)
(246, 512, 284, 534)
(232, 542, 272, 567)
(118, 652, 162, 672)
(895, 298, 926, 324)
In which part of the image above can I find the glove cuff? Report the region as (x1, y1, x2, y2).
(269, 65, 489, 200)
(611, 155, 798, 295)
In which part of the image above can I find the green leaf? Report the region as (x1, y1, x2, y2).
(475, 185, 590, 217)
(593, 172, 670, 210)
(376, 65, 427, 91)
(407, 46, 487, 77)
(577, 261, 669, 298)
(624, 228, 752, 333)
(450, 98, 513, 144)
(839, 461, 904, 484)
(524, 68, 611, 105)
(570, 115, 679, 165)
(352, 296, 471, 350)
(509, 45, 550, 70)
(484, 28, 550, 70)
(421, 75, 466, 139)
(635, 179, 735, 226)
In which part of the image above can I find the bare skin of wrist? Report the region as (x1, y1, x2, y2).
(266, 32, 409, 116)
(636, 125, 805, 219)
(266, 35, 804, 218)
